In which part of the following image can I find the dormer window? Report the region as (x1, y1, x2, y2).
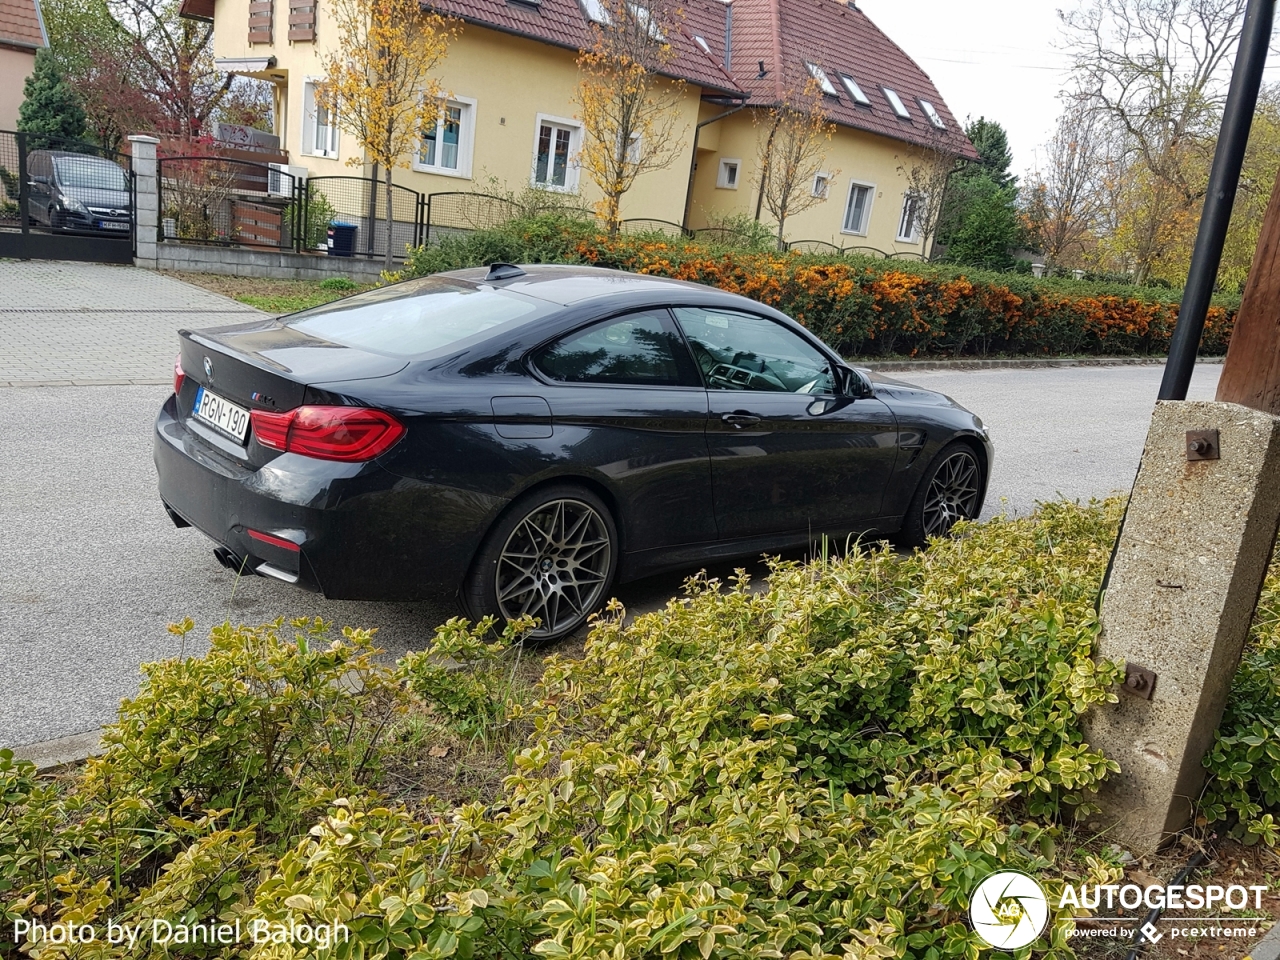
(628, 2, 664, 39)
(883, 87, 911, 119)
(839, 74, 871, 106)
(805, 61, 839, 97)
(919, 99, 946, 129)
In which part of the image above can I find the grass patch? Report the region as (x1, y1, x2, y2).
(166, 271, 376, 315)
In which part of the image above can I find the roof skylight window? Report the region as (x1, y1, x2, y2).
(805, 61, 839, 97)
(628, 3, 664, 39)
(919, 99, 946, 129)
(839, 73, 870, 106)
(694, 34, 711, 54)
(580, 0, 611, 25)
(883, 87, 911, 119)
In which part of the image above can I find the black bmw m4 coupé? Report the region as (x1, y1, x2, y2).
(155, 264, 992, 640)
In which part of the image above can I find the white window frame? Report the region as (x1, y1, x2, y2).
(882, 87, 912, 120)
(805, 61, 839, 97)
(580, 0, 610, 23)
(812, 172, 830, 199)
(841, 180, 875, 236)
(530, 113, 582, 192)
(919, 99, 946, 129)
(839, 73, 871, 106)
(716, 158, 741, 190)
(412, 95, 477, 179)
(693, 34, 711, 54)
(302, 78, 339, 159)
(897, 191, 922, 244)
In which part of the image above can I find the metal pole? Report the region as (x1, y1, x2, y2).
(1159, 0, 1275, 401)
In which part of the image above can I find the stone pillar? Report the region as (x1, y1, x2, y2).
(129, 135, 160, 269)
(1085, 399, 1280, 853)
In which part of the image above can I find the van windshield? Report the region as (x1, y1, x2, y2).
(55, 157, 129, 192)
(287, 277, 551, 358)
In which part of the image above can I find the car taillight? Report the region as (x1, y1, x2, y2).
(249, 406, 405, 462)
(173, 354, 185, 397)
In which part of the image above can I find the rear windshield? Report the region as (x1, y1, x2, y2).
(287, 277, 549, 358)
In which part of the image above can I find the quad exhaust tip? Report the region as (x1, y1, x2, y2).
(213, 546, 246, 571)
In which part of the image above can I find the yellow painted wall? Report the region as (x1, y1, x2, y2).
(0, 46, 37, 132)
(686, 108, 932, 255)
(212, 5, 703, 225)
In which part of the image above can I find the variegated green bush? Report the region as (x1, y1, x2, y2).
(9, 498, 1280, 960)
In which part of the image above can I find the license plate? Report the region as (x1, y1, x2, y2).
(193, 386, 251, 443)
(97, 220, 129, 230)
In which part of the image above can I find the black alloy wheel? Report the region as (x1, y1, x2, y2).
(899, 441, 983, 547)
(465, 485, 618, 641)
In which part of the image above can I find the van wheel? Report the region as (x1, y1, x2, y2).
(464, 485, 618, 642)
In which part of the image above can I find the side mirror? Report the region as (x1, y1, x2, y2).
(836, 364, 872, 398)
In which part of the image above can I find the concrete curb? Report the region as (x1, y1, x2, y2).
(11, 729, 104, 772)
(0, 378, 170, 388)
(1244, 918, 1280, 960)
(860, 357, 1226, 373)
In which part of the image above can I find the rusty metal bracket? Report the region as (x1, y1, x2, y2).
(1187, 429, 1221, 461)
(1122, 662, 1158, 700)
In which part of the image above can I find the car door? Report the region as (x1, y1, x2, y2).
(530, 307, 717, 553)
(673, 305, 899, 540)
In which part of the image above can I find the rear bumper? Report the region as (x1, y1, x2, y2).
(153, 394, 500, 600)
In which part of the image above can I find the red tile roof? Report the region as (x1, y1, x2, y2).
(727, 0, 978, 158)
(420, 0, 744, 94)
(0, 0, 47, 49)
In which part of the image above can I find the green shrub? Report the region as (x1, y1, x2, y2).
(319, 276, 359, 291)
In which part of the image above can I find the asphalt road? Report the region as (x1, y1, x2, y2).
(0, 262, 1226, 749)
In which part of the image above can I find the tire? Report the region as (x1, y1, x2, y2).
(463, 484, 619, 642)
(897, 441, 984, 548)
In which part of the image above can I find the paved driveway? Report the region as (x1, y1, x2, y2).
(0, 261, 1224, 750)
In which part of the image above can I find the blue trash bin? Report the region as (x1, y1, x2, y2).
(327, 222, 357, 257)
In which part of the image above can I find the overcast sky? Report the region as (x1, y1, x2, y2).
(857, 0, 1280, 180)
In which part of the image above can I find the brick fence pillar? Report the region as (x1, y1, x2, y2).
(129, 135, 160, 269)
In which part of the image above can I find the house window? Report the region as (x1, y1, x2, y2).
(716, 159, 740, 189)
(812, 173, 830, 199)
(580, 0, 610, 23)
(694, 34, 711, 54)
(919, 99, 946, 129)
(804, 61, 839, 97)
(839, 74, 871, 106)
(533, 116, 580, 190)
(843, 182, 874, 235)
(303, 81, 339, 159)
(415, 97, 475, 177)
(883, 87, 912, 120)
(897, 192, 922, 243)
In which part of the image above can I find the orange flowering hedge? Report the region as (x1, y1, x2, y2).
(402, 218, 1238, 357)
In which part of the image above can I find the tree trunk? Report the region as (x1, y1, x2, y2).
(383, 164, 395, 270)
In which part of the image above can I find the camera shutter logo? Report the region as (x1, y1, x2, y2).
(969, 871, 1050, 950)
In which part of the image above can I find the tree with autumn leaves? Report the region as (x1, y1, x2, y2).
(317, 0, 457, 267)
(574, 0, 687, 236)
(753, 79, 838, 249)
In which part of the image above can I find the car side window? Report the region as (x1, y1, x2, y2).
(533, 309, 700, 387)
(673, 306, 837, 394)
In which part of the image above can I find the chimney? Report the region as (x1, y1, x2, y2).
(723, 0, 732, 73)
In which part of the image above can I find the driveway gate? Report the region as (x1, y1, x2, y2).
(0, 130, 136, 264)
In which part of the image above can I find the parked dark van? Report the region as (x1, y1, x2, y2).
(26, 151, 132, 234)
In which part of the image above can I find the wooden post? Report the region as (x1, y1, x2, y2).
(1217, 167, 1280, 416)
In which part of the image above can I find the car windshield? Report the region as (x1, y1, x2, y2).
(54, 157, 129, 191)
(287, 277, 549, 358)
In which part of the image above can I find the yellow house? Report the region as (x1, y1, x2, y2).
(182, 0, 973, 252)
(0, 0, 48, 132)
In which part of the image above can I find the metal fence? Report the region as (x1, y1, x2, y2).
(308, 176, 424, 258)
(158, 156, 302, 250)
(0, 129, 135, 262)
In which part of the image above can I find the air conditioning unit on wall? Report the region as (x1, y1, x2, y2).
(267, 163, 308, 197)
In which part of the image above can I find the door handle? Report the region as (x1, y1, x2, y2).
(722, 412, 762, 429)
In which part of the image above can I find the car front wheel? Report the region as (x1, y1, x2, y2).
(898, 441, 983, 548)
(464, 485, 618, 642)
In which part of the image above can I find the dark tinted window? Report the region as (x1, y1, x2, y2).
(674, 306, 836, 394)
(288, 277, 551, 359)
(535, 310, 699, 387)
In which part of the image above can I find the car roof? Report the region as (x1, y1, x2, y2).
(440, 264, 733, 308)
